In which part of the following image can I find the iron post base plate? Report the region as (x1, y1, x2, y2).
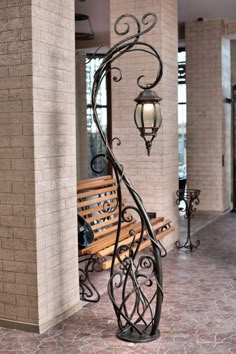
(116, 326, 160, 343)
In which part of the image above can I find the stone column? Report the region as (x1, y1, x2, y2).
(0, 0, 79, 333)
(186, 19, 231, 212)
(76, 51, 88, 180)
(110, 0, 179, 251)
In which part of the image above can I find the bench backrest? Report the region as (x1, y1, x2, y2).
(77, 175, 134, 241)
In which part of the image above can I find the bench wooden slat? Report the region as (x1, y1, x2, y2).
(79, 200, 119, 217)
(78, 193, 118, 208)
(85, 210, 119, 223)
(78, 185, 117, 200)
(92, 218, 136, 240)
(101, 226, 175, 270)
(79, 219, 138, 255)
(79, 217, 165, 256)
(97, 232, 142, 258)
(77, 176, 116, 191)
(77, 175, 113, 187)
(96, 220, 172, 258)
(91, 215, 119, 231)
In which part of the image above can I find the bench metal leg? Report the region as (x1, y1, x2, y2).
(79, 255, 102, 303)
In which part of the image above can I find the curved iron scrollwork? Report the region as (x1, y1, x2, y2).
(91, 13, 163, 342)
(79, 255, 103, 303)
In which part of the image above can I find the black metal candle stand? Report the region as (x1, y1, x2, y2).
(176, 189, 201, 251)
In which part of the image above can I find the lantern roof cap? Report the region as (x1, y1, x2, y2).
(134, 89, 162, 103)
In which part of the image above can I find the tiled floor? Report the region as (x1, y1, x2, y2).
(1, 212, 236, 353)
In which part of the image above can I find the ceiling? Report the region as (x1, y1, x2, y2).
(178, 0, 236, 23)
(76, 0, 236, 36)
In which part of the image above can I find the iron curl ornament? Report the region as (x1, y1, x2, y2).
(91, 13, 164, 343)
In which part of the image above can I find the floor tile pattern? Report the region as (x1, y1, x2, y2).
(0, 213, 236, 353)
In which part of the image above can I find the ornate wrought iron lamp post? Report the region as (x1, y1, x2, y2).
(91, 13, 164, 343)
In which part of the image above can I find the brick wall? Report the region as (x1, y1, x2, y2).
(110, 0, 178, 251)
(186, 19, 231, 212)
(0, 0, 79, 332)
(31, 0, 79, 331)
(0, 1, 38, 327)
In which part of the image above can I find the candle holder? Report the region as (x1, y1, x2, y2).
(176, 189, 201, 251)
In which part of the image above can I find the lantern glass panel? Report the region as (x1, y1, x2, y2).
(143, 103, 155, 127)
(155, 103, 162, 128)
(135, 104, 142, 128)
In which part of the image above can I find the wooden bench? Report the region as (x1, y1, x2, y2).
(77, 175, 175, 302)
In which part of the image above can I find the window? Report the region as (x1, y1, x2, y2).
(178, 50, 186, 180)
(86, 56, 111, 177)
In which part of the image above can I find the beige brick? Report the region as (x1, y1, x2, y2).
(7, 17, 25, 30)
(22, 99, 33, 112)
(11, 135, 33, 147)
(1, 238, 27, 250)
(8, 40, 32, 53)
(9, 88, 32, 100)
(15, 250, 36, 263)
(0, 30, 20, 43)
(16, 272, 37, 285)
(0, 292, 16, 304)
(0, 205, 12, 216)
(13, 227, 35, 239)
(26, 261, 37, 273)
(0, 271, 15, 283)
(27, 285, 37, 296)
(13, 205, 35, 217)
(2, 260, 26, 273)
(0, 43, 9, 55)
(0, 53, 21, 65)
(0, 124, 22, 135)
(0, 170, 25, 182)
(20, 28, 32, 41)
(0, 19, 7, 31)
(0, 182, 11, 192)
(11, 158, 34, 170)
(1, 216, 25, 228)
(0, 159, 11, 169)
(12, 181, 34, 193)
(0, 147, 23, 159)
(9, 64, 32, 76)
(29, 307, 38, 320)
(4, 283, 27, 296)
(5, 304, 28, 318)
(0, 66, 9, 77)
(0, 101, 22, 112)
(0, 89, 9, 101)
(16, 294, 37, 307)
(0, 135, 11, 146)
(0, 228, 13, 238)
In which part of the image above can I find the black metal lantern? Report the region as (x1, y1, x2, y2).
(134, 89, 162, 156)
